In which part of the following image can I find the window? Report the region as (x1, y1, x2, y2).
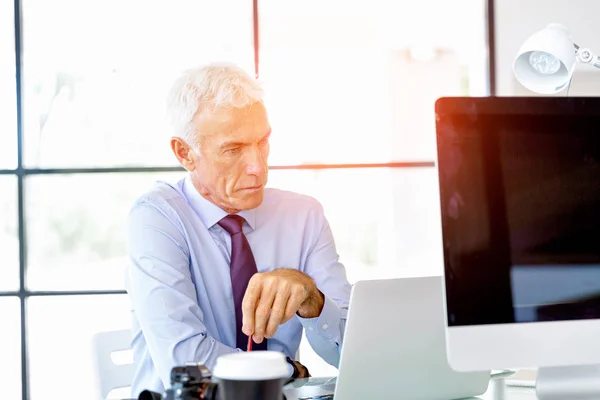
(21, 0, 253, 168)
(4, 1, 492, 397)
(268, 168, 444, 281)
(0, 0, 17, 169)
(27, 295, 130, 400)
(0, 177, 18, 291)
(260, 0, 488, 165)
(0, 298, 21, 400)
(25, 172, 181, 291)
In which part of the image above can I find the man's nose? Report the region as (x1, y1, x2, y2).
(245, 146, 267, 176)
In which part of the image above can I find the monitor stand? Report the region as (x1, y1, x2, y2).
(536, 365, 600, 400)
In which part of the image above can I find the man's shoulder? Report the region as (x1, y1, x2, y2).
(131, 178, 187, 214)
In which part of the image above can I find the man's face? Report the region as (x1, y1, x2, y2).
(188, 102, 271, 213)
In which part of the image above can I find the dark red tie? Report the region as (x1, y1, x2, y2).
(218, 215, 267, 351)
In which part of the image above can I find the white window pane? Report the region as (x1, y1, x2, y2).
(28, 295, 131, 400)
(267, 167, 443, 281)
(0, 297, 22, 400)
(260, 0, 487, 164)
(26, 172, 183, 290)
(0, 0, 17, 169)
(26, 168, 441, 290)
(22, 0, 253, 168)
(0, 176, 19, 291)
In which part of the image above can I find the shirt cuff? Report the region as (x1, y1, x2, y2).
(286, 360, 295, 378)
(297, 294, 341, 343)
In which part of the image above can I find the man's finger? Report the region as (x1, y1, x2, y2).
(252, 279, 277, 343)
(283, 285, 306, 322)
(265, 288, 290, 338)
(242, 276, 262, 336)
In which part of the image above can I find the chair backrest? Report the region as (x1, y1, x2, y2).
(92, 329, 135, 400)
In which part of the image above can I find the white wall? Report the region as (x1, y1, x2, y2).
(495, 0, 600, 95)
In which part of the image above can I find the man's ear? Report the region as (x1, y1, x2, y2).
(170, 137, 196, 171)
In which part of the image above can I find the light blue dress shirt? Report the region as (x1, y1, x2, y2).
(125, 175, 352, 395)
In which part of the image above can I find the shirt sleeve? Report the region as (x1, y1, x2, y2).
(126, 202, 240, 388)
(297, 200, 352, 367)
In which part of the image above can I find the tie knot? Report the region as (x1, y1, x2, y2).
(218, 215, 246, 236)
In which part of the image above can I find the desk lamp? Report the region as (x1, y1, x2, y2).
(513, 23, 600, 94)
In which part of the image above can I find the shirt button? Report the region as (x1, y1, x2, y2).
(322, 323, 329, 330)
(308, 326, 314, 331)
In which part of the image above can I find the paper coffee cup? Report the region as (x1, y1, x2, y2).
(213, 351, 291, 400)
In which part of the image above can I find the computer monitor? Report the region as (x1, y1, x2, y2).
(435, 96, 600, 399)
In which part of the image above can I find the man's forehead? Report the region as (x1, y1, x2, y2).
(196, 108, 270, 146)
(196, 102, 267, 129)
(203, 128, 270, 146)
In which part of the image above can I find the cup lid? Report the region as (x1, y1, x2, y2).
(212, 351, 291, 381)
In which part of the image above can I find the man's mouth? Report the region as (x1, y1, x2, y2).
(241, 185, 264, 191)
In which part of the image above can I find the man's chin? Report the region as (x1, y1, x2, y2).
(235, 190, 264, 210)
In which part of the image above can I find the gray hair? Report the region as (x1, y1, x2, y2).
(166, 62, 264, 146)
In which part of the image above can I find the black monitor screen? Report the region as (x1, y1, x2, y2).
(436, 97, 600, 327)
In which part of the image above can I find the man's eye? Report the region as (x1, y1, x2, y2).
(225, 147, 241, 155)
(259, 137, 269, 145)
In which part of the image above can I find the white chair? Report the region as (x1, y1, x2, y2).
(92, 329, 135, 400)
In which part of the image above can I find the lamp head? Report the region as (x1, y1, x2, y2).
(513, 23, 577, 94)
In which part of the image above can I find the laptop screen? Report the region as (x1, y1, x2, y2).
(435, 97, 600, 327)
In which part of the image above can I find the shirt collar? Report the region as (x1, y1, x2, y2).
(182, 175, 257, 230)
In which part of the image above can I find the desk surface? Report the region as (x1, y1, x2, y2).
(282, 375, 538, 400)
(481, 379, 537, 400)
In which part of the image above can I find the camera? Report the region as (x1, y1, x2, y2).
(138, 363, 219, 400)
(164, 363, 219, 400)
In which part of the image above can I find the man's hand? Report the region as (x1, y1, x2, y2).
(290, 359, 311, 378)
(242, 269, 325, 343)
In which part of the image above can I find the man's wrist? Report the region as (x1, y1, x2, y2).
(297, 287, 325, 318)
(286, 356, 300, 378)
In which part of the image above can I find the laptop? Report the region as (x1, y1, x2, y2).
(283, 276, 491, 399)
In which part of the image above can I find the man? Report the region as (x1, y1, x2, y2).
(126, 63, 352, 396)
